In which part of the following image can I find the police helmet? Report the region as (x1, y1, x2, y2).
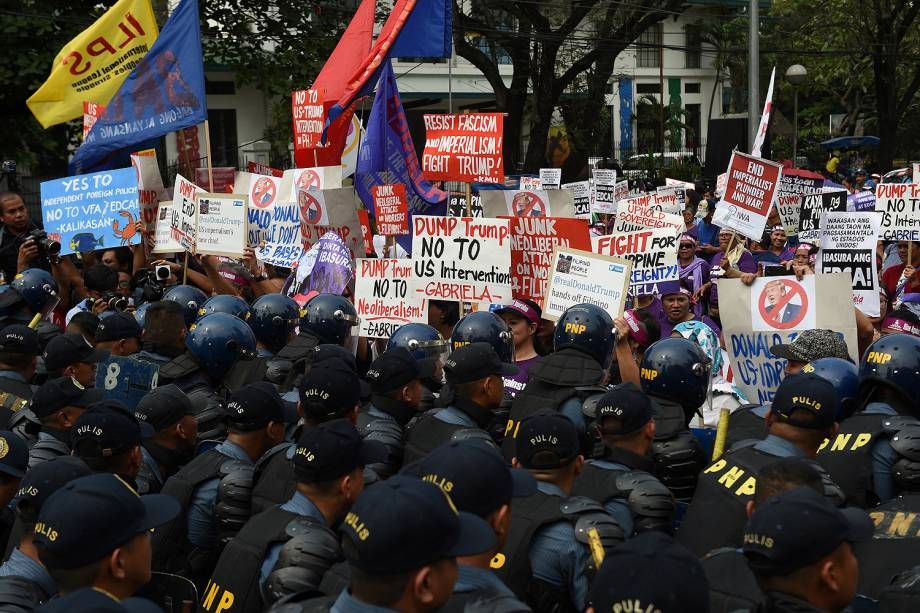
(186, 312, 257, 378)
(163, 285, 209, 327)
(10, 268, 59, 315)
(450, 312, 514, 362)
(891, 426, 920, 491)
(803, 358, 859, 421)
(299, 294, 360, 345)
(858, 334, 920, 406)
(553, 303, 615, 367)
(640, 337, 711, 411)
(198, 294, 251, 322)
(133, 301, 150, 327)
(388, 323, 450, 360)
(250, 294, 300, 352)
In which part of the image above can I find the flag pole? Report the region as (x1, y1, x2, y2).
(203, 120, 215, 192)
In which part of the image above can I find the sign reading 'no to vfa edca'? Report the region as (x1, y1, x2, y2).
(713, 152, 783, 241)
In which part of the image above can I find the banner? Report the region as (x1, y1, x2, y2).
(448, 194, 483, 217)
(293, 89, 324, 151)
(284, 231, 354, 301)
(504, 217, 591, 307)
(280, 166, 343, 202)
(613, 197, 685, 234)
(750, 66, 776, 158)
(480, 190, 576, 219)
(410, 216, 512, 305)
(540, 168, 561, 190)
(713, 152, 783, 241)
(247, 161, 283, 177)
(561, 181, 591, 219)
(776, 194, 802, 236)
(543, 247, 632, 321)
(354, 258, 427, 338)
(40, 167, 140, 255)
(421, 113, 504, 184)
(253, 203, 302, 268)
(798, 190, 847, 243)
(131, 151, 166, 255)
(152, 202, 182, 253)
(848, 191, 876, 212)
(27, 0, 159, 128)
(875, 183, 920, 241)
(299, 188, 364, 258)
(246, 173, 284, 245)
(817, 211, 882, 317)
(373, 184, 409, 235)
(592, 227, 681, 295)
(171, 173, 200, 251)
(83, 103, 106, 140)
(591, 170, 617, 214)
(195, 193, 247, 257)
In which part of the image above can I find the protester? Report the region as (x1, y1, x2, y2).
(677, 233, 711, 316)
(754, 226, 796, 266)
(494, 299, 542, 397)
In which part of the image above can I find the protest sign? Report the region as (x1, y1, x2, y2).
(372, 184, 409, 235)
(817, 211, 882, 316)
(614, 180, 629, 203)
(913, 163, 920, 184)
(713, 152, 783, 241)
(519, 177, 541, 190)
(592, 227, 681, 295)
(848, 191, 876, 212)
(592, 170, 617, 214)
(779, 171, 823, 196)
(96, 356, 159, 410)
(83, 102, 105, 140)
(720, 274, 858, 404)
(284, 231, 354, 302)
(562, 181, 591, 218)
(292, 89, 324, 151)
(246, 173, 284, 245)
(299, 188, 364, 258)
(131, 151, 166, 256)
(194, 168, 236, 193)
(410, 216, 512, 305)
(613, 196, 685, 234)
(480, 190, 576, 219)
(650, 191, 681, 215)
(171, 174, 201, 251)
(504, 217, 591, 306)
(255, 202, 303, 268)
(656, 186, 686, 211)
(798, 190, 847, 243)
(448, 193, 483, 217)
(776, 194, 802, 236)
(355, 209, 375, 256)
(665, 178, 695, 191)
(281, 166, 343, 202)
(247, 161, 283, 177)
(715, 172, 728, 198)
(152, 202, 183, 253)
(543, 247, 632, 321)
(540, 168, 561, 190)
(195, 193, 247, 257)
(354, 258, 427, 339)
(421, 113, 504, 184)
(875, 183, 920, 241)
(40, 167, 140, 255)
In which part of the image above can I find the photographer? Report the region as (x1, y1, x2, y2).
(0, 192, 51, 282)
(65, 264, 122, 324)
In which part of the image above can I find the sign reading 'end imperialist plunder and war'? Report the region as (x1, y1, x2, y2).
(713, 152, 783, 241)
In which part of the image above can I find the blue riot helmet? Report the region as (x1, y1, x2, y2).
(186, 312, 257, 378)
(803, 358, 859, 421)
(5, 268, 60, 316)
(388, 323, 450, 361)
(250, 294, 300, 352)
(197, 294, 251, 322)
(858, 334, 920, 408)
(640, 337, 712, 412)
(553, 303, 615, 368)
(163, 285, 208, 327)
(450, 312, 514, 362)
(300, 293, 360, 345)
(134, 302, 151, 328)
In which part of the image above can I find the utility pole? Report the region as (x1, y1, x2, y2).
(748, 0, 759, 149)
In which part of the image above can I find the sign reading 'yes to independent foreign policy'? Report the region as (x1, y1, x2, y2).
(543, 247, 632, 321)
(41, 167, 140, 255)
(713, 152, 783, 241)
(422, 113, 504, 184)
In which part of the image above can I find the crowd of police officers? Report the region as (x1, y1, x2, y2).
(0, 264, 915, 613)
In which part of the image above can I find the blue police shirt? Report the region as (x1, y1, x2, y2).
(187, 440, 252, 548)
(583, 459, 634, 536)
(454, 563, 517, 597)
(753, 434, 804, 458)
(558, 397, 586, 434)
(434, 407, 478, 428)
(331, 589, 401, 613)
(0, 547, 56, 597)
(529, 482, 590, 611)
(139, 446, 164, 490)
(259, 491, 327, 593)
(0, 370, 28, 384)
(864, 402, 899, 502)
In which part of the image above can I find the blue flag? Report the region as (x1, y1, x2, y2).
(70, 0, 207, 173)
(355, 62, 446, 254)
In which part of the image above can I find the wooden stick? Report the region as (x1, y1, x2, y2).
(182, 251, 189, 285)
(203, 120, 215, 192)
(465, 182, 473, 217)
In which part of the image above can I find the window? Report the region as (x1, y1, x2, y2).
(637, 23, 661, 68)
(636, 82, 662, 94)
(207, 109, 238, 168)
(205, 79, 235, 96)
(685, 25, 702, 69)
(685, 82, 701, 94)
(685, 103, 701, 149)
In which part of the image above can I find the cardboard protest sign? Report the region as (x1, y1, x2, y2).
(665, 178, 695, 190)
(519, 177, 541, 190)
(562, 181, 591, 218)
(83, 102, 105, 140)
(254, 202, 303, 268)
(720, 274, 858, 404)
(246, 173, 284, 245)
(715, 172, 728, 198)
(195, 193, 248, 257)
(540, 168, 561, 190)
(170, 174, 200, 252)
(592, 227, 681, 295)
(614, 180, 629, 203)
(817, 211, 882, 316)
(913, 163, 920, 184)
(480, 190, 576, 219)
(613, 196, 685, 234)
(152, 202, 183, 253)
(504, 217, 591, 307)
(448, 194, 483, 217)
(591, 170, 617, 214)
(355, 209, 375, 256)
(713, 152, 783, 240)
(875, 183, 920, 241)
(131, 151, 166, 256)
(543, 247, 632, 321)
(798, 190, 846, 243)
(776, 194, 802, 236)
(656, 186, 686, 211)
(410, 216, 512, 305)
(284, 231, 354, 301)
(247, 161, 283, 177)
(299, 188, 363, 258)
(848, 191, 876, 212)
(40, 167, 140, 255)
(354, 258, 427, 339)
(421, 113, 504, 184)
(779, 171, 823, 196)
(372, 184, 409, 235)
(281, 166, 343, 202)
(292, 89, 324, 150)
(650, 191, 681, 215)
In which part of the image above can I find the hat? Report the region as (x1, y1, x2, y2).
(34, 473, 180, 569)
(622, 310, 649, 347)
(71, 400, 154, 457)
(35, 587, 162, 613)
(94, 312, 142, 343)
(226, 382, 285, 431)
(515, 413, 580, 469)
(742, 487, 873, 576)
(299, 361, 362, 418)
(313, 344, 371, 399)
(770, 372, 839, 429)
(770, 329, 850, 363)
(0, 430, 28, 479)
(588, 532, 709, 613)
(340, 475, 495, 574)
(30, 377, 105, 419)
(443, 342, 517, 384)
(494, 299, 541, 325)
(657, 279, 692, 298)
(415, 440, 537, 517)
(365, 348, 436, 394)
(293, 419, 386, 483)
(0, 324, 39, 355)
(881, 315, 920, 337)
(595, 382, 654, 436)
(14, 456, 92, 521)
(43, 333, 109, 372)
(135, 385, 193, 432)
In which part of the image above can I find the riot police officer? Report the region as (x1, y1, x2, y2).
(0, 325, 40, 431)
(196, 295, 265, 391)
(197, 294, 251, 322)
(250, 294, 300, 389)
(26, 377, 103, 468)
(135, 300, 187, 366)
(439, 311, 514, 410)
(162, 284, 208, 328)
(0, 269, 62, 344)
(387, 322, 450, 409)
(42, 332, 109, 387)
(133, 385, 198, 494)
(71, 400, 154, 487)
(93, 312, 143, 357)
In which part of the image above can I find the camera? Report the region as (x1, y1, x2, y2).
(89, 292, 128, 312)
(25, 230, 61, 257)
(131, 268, 167, 304)
(154, 264, 171, 281)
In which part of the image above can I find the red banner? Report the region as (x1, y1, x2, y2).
(373, 184, 409, 236)
(293, 89, 324, 151)
(83, 102, 105, 140)
(422, 113, 504, 184)
(355, 209, 375, 255)
(247, 161, 283, 177)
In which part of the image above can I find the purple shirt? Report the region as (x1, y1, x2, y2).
(504, 355, 541, 397)
(710, 250, 756, 307)
(659, 314, 721, 339)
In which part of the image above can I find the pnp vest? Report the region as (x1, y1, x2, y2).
(0, 377, 32, 431)
(572, 463, 627, 505)
(250, 443, 295, 516)
(855, 493, 920, 598)
(815, 413, 886, 508)
(725, 404, 768, 450)
(403, 412, 480, 467)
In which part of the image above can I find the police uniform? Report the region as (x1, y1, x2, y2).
(701, 547, 764, 612)
(0, 325, 44, 430)
(134, 385, 197, 495)
(26, 378, 104, 468)
(725, 403, 770, 450)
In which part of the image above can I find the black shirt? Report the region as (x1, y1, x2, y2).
(0, 222, 50, 283)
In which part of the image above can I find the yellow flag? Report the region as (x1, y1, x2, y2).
(26, 0, 159, 129)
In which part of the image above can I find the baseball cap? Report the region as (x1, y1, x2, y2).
(0, 430, 28, 479)
(340, 475, 495, 574)
(515, 413, 580, 469)
(134, 385, 193, 432)
(298, 361, 361, 419)
(293, 418, 386, 483)
(226, 382, 286, 431)
(414, 440, 537, 517)
(365, 347, 436, 394)
(43, 333, 109, 372)
(313, 344, 371, 399)
(494, 299, 541, 325)
(30, 377, 105, 419)
(770, 329, 850, 363)
(95, 311, 142, 342)
(595, 382, 654, 436)
(0, 324, 39, 355)
(742, 487, 873, 576)
(443, 342, 517, 384)
(14, 456, 92, 522)
(71, 400, 155, 457)
(34, 473, 180, 569)
(588, 532, 709, 613)
(770, 372, 839, 429)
